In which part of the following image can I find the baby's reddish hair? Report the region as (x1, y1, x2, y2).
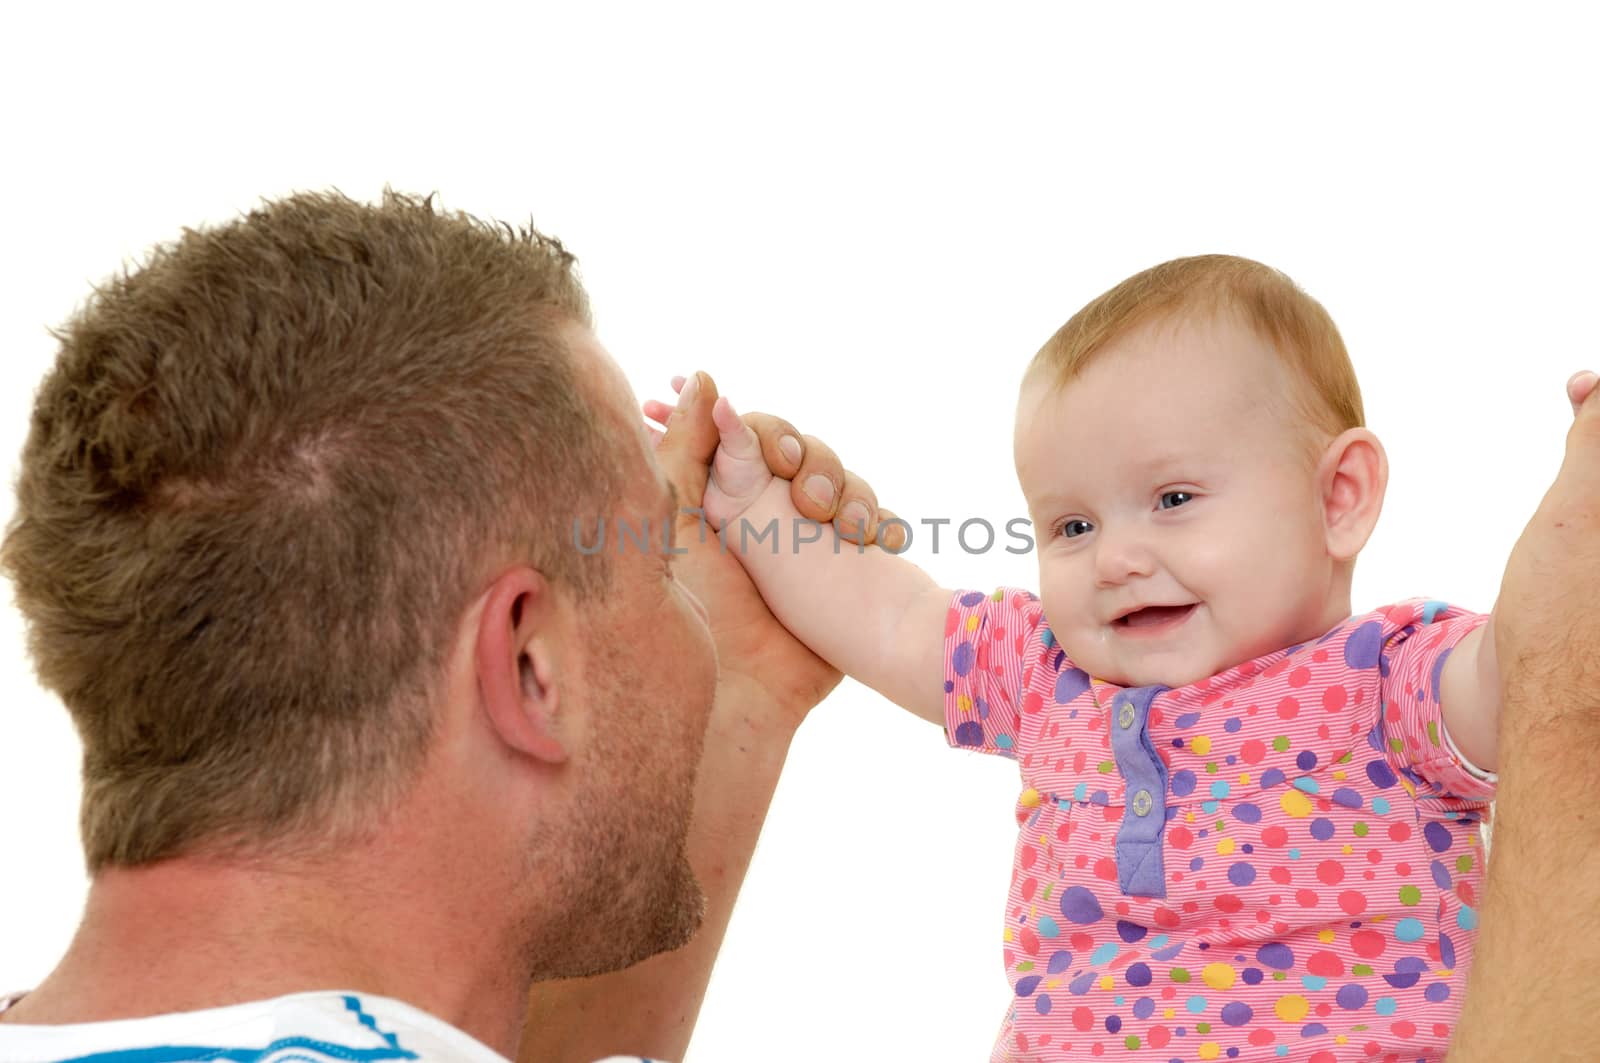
(1030, 255, 1363, 440)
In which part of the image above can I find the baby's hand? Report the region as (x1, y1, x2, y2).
(643, 374, 900, 548)
(702, 394, 775, 530)
(640, 377, 774, 528)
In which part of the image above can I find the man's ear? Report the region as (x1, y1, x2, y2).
(474, 567, 569, 765)
(1317, 427, 1389, 562)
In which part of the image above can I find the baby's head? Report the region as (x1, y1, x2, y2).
(1015, 255, 1387, 688)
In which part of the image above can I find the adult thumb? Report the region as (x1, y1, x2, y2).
(655, 370, 720, 503)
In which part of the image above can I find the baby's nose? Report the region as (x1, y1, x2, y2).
(1094, 531, 1156, 587)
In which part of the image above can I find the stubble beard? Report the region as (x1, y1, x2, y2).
(519, 659, 709, 982)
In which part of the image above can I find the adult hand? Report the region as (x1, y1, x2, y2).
(644, 374, 907, 547)
(1492, 371, 1600, 730)
(1448, 370, 1600, 1063)
(645, 371, 903, 725)
(521, 370, 893, 1063)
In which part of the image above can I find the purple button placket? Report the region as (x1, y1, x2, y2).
(1110, 684, 1170, 898)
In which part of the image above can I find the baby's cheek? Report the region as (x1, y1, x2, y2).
(1213, 544, 1320, 645)
(1035, 570, 1080, 637)
(1037, 548, 1089, 594)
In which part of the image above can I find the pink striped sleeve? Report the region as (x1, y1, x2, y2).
(1378, 599, 1496, 803)
(943, 587, 1045, 758)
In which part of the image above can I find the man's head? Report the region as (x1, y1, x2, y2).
(0, 191, 716, 973)
(1014, 256, 1387, 686)
(477, 328, 718, 977)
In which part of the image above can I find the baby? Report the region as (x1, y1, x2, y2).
(681, 256, 1501, 1062)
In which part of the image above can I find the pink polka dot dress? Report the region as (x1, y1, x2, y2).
(943, 589, 1494, 1063)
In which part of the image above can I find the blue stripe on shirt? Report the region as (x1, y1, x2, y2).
(54, 995, 417, 1063)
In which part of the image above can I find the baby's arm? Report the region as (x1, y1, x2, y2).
(1439, 622, 1499, 771)
(701, 396, 950, 725)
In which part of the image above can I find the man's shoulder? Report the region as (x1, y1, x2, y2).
(0, 990, 612, 1063)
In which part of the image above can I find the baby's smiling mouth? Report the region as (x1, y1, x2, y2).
(1115, 604, 1197, 630)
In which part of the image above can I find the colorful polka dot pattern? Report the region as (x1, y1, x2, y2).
(944, 589, 1494, 1062)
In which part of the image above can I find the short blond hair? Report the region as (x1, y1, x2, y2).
(1030, 255, 1363, 439)
(2, 191, 617, 870)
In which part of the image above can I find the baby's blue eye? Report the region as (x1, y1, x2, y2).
(1160, 491, 1194, 510)
(1060, 519, 1093, 538)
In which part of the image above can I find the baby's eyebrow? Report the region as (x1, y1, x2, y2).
(1025, 481, 1087, 503)
(1125, 446, 1190, 470)
(1022, 490, 1074, 512)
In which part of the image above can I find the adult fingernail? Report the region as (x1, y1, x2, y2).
(803, 474, 835, 508)
(779, 434, 802, 467)
(840, 501, 869, 533)
(678, 372, 700, 408)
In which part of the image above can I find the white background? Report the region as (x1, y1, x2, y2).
(1, 4, 1595, 1060)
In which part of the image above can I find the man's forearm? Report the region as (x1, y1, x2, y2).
(1448, 688, 1600, 1061)
(1449, 372, 1600, 1061)
(518, 673, 799, 1063)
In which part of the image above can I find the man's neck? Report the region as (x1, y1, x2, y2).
(4, 833, 531, 1057)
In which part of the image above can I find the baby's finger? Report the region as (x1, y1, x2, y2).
(712, 395, 762, 459)
(641, 378, 692, 429)
(643, 398, 676, 427)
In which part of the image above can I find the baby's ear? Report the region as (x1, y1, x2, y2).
(1317, 427, 1388, 561)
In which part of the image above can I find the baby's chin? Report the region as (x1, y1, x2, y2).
(1108, 665, 1217, 690)
(1064, 647, 1230, 691)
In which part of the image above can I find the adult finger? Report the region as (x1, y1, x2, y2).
(786, 433, 844, 522)
(875, 507, 909, 552)
(1563, 367, 1600, 468)
(832, 469, 880, 545)
(654, 370, 720, 505)
(743, 411, 806, 480)
(1567, 371, 1599, 418)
